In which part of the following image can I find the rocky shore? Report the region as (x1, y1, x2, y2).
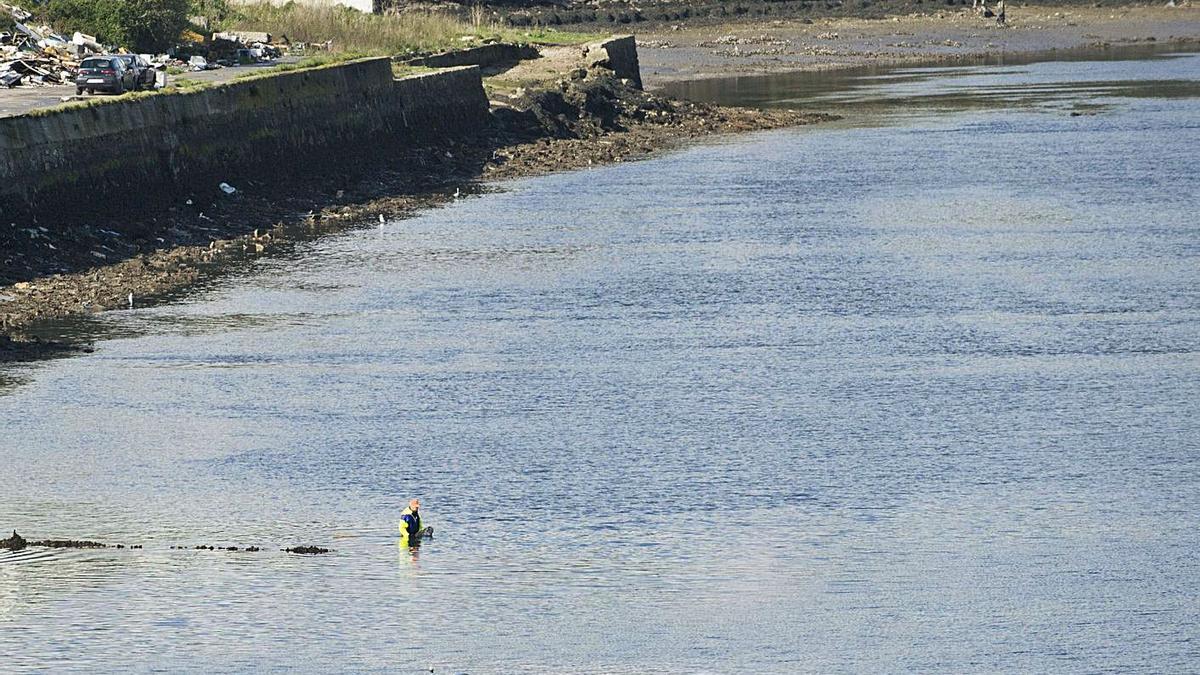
(0, 530, 327, 554)
(0, 68, 830, 361)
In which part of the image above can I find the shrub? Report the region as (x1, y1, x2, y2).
(45, 0, 191, 53)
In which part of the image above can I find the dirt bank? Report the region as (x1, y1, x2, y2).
(0, 66, 830, 361)
(636, 4, 1200, 84)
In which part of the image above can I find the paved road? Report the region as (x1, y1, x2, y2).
(0, 57, 299, 118)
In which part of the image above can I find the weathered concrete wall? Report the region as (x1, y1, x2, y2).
(0, 58, 488, 226)
(586, 35, 642, 89)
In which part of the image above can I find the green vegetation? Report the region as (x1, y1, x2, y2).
(37, 0, 601, 58)
(29, 74, 218, 117)
(515, 28, 606, 46)
(391, 63, 438, 79)
(45, 0, 191, 52)
(163, 77, 208, 91)
(223, 2, 601, 56)
(231, 52, 369, 79)
(229, 55, 434, 84)
(224, 2, 499, 57)
(190, 0, 234, 24)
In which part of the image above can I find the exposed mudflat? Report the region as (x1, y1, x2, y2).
(636, 5, 1200, 85)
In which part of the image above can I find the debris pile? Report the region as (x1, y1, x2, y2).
(187, 31, 284, 70)
(0, 3, 113, 88)
(0, 4, 289, 90)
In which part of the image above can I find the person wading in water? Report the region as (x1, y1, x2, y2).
(399, 498, 433, 547)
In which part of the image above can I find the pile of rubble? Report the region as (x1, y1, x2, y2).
(0, 3, 105, 88)
(1, 2, 289, 90)
(183, 31, 285, 71)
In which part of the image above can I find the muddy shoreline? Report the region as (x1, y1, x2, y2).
(636, 4, 1200, 85)
(0, 73, 830, 361)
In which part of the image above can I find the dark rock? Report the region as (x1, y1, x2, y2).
(284, 545, 332, 555)
(30, 539, 107, 548)
(1, 530, 27, 551)
(0, 335, 81, 363)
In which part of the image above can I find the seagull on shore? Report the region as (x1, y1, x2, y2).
(128, 292, 134, 310)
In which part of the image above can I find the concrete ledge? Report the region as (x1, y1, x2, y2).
(586, 35, 642, 89)
(401, 42, 541, 69)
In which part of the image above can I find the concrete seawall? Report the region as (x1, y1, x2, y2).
(0, 58, 489, 228)
(586, 35, 642, 89)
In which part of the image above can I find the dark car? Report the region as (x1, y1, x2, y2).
(74, 56, 136, 95)
(112, 54, 157, 91)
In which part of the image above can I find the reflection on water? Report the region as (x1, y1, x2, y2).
(2, 52, 1200, 672)
(661, 47, 1200, 122)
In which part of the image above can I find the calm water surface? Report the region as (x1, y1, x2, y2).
(2, 52, 1199, 672)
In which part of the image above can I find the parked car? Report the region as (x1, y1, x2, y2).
(75, 56, 136, 95)
(112, 54, 157, 91)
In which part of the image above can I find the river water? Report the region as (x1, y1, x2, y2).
(3, 51, 1199, 673)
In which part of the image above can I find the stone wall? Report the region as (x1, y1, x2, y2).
(0, 58, 488, 227)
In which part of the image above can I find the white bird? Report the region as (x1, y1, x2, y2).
(379, 214, 385, 228)
(128, 292, 134, 310)
(453, 188, 461, 199)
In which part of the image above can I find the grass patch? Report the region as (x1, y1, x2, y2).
(231, 52, 371, 80)
(224, 2, 498, 57)
(222, 2, 606, 56)
(391, 63, 439, 79)
(27, 77, 213, 116)
(164, 77, 208, 91)
(516, 28, 607, 46)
